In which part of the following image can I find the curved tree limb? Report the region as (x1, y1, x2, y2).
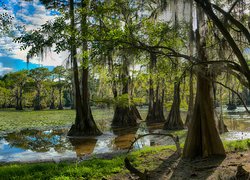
(124, 133, 181, 180)
(211, 3, 250, 44)
(194, 0, 250, 86)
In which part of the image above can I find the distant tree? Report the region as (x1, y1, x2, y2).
(52, 66, 66, 110)
(0, 80, 11, 108)
(4, 70, 29, 110)
(29, 67, 50, 110)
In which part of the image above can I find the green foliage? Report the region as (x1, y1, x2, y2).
(114, 94, 130, 108)
(224, 139, 250, 152)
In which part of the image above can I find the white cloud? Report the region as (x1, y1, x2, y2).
(0, 0, 68, 67)
(0, 148, 77, 163)
(0, 63, 13, 76)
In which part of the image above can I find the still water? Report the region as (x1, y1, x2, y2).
(0, 123, 176, 163)
(0, 107, 249, 163)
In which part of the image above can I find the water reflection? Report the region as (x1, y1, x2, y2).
(69, 138, 97, 157)
(113, 127, 138, 150)
(4, 129, 71, 153)
(1, 107, 250, 163)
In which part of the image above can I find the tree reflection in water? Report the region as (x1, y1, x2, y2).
(5, 129, 72, 153)
(69, 138, 97, 157)
(113, 127, 138, 150)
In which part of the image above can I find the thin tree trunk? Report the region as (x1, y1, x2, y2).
(15, 89, 19, 110)
(58, 87, 63, 110)
(71, 73, 76, 109)
(50, 87, 56, 109)
(19, 86, 23, 110)
(68, 0, 85, 136)
(185, 0, 194, 127)
(34, 85, 42, 110)
(146, 53, 165, 123)
(185, 70, 194, 127)
(217, 87, 228, 134)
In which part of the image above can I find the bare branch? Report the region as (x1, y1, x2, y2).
(215, 81, 250, 114)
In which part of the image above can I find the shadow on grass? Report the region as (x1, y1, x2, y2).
(147, 153, 225, 179)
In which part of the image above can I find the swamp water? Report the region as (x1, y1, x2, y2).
(0, 107, 250, 163)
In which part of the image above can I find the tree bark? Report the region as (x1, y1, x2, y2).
(15, 89, 20, 110)
(164, 82, 184, 130)
(112, 56, 140, 127)
(19, 86, 23, 110)
(50, 87, 56, 109)
(183, 4, 225, 158)
(146, 53, 165, 123)
(183, 73, 225, 158)
(34, 84, 42, 110)
(185, 70, 194, 127)
(58, 87, 63, 110)
(68, 0, 101, 136)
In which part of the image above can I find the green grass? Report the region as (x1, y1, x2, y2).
(0, 157, 124, 180)
(0, 145, 173, 180)
(224, 139, 250, 152)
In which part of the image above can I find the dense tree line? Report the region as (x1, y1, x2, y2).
(0, 66, 73, 110)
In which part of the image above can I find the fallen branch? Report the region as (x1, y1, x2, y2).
(124, 133, 181, 180)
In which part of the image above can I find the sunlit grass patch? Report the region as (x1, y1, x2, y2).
(224, 139, 250, 152)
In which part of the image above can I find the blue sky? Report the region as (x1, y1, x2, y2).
(0, 0, 68, 76)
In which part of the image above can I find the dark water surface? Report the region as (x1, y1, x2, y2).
(0, 106, 250, 163)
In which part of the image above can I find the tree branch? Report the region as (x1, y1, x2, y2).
(211, 3, 250, 44)
(215, 81, 250, 113)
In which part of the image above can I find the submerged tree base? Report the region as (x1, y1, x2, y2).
(146, 101, 165, 124)
(164, 83, 184, 130)
(112, 106, 141, 127)
(68, 124, 102, 136)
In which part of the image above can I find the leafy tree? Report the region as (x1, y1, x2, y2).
(29, 67, 50, 110)
(52, 66, 66, 110)
(4, 70, 29, 110)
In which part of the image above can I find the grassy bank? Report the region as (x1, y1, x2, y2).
(0, 146, 173, 180)
(1, 139, 250, 180)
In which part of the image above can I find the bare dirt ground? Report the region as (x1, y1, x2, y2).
(112, 150, 250, 180)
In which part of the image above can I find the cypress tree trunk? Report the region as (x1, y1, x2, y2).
(185, 71, 194, 127)
(58, 87, 63, 110)
(146, 53, 165, 123)
(112, 56, 140, 127)
(15, 89, 20, 110)
(19, 86, 23, 110)
(71, 72, 76, 109)
(185, 0, 194, 127)
(34, 85, 42, 110)
(50, 87, 56, 109)
(183, 74, 225, 158)
(68, 0, 101, 136)
(217, 87, 229, 134)
(183, 5, 225, 158)
(164, 82, 184, 130)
